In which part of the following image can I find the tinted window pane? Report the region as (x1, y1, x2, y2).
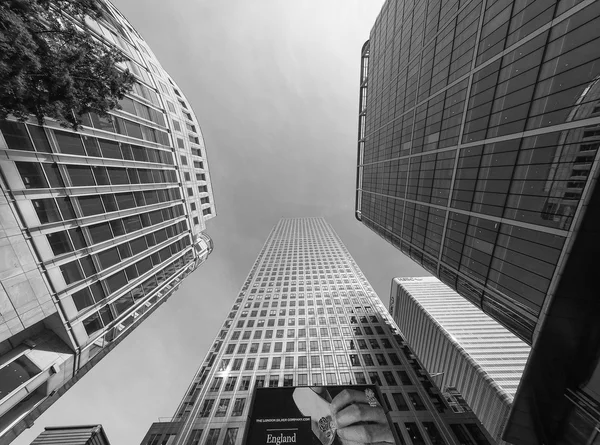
(105, 270, 127, 294)
(42, 164, 63, 187)
(99, 139, 122, 159)
(67, 165, 95, 186)
(79, 196, 104, 216)
(69, 228, 86, 250)
(16, 162, 48, 188)
(56, 197, 75, 220)
(47, 231, 72, 255)
(107, 167, 129, 185)
(27, 125, 51, 152)
(92, 167, 110, 185)
(0, 121, 34, 150)
(55, 131, 85, 155)
(72, 288, 94, 311)
(33, 199, 61, 224)
(60, 260, 84, 284)
(88, 222, 113, 244)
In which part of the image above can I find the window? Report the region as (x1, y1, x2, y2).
(311, 356, 321, 368)
(245, 358, 255, 370)
(199, 399, 214, 417)
(407, 393, 426, 410)
(383, 371, 397, 386)
(232, 359, 242, 370)
(223, 428, 238, 445)
(298, 374, 308, 386)
(255, 375, 265, 388)
(369, 372, 382, 386)
(232, 398, 245, 416)
(392, 393, 409, 411)
(405, 423, 425, 445)
(224, 377, 237, 391)
(298, 356, 307, 368)
(269, 375, 279, 387)
(271, 357, 281, 369)
(283, 374, 294, 386)
(209, 377, 222, 392)
(185, 430, 203, 445)
(398, 371, 412, 386)
(215, 398, 230, 417)
(205, 429, 220, 445)
(239, 377, 251, 391)
(258, 358, 268, 369)
(422, 422, 446, 445)
(362, 354, 375, 366)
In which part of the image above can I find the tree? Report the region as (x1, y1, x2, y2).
(0, 0, 135, 130)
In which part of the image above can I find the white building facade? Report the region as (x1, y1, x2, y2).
(141, 218, 493, 445)
(390, 277, 531, 443)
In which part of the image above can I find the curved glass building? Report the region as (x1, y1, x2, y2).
(0, 1, 216, 442)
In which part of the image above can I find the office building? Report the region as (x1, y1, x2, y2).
(0, 0, 215, 442)
(140, 218, 492, 445)
(355, 0, 600, 442)
(30, 425, 111, 445)
(390, 277, 531, 443)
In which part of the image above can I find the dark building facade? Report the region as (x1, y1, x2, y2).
(356, 0, 600, 443)
(30, 425, 111, 445)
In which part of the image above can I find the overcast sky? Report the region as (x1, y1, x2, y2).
(13, 1, 429, 444)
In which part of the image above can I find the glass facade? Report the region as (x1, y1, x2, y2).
(356, 0, 600, 345)
(140, 218, 492, 445)
(0, 1, 215, 442)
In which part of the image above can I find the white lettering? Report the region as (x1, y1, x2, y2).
(266, 433, 297, 444)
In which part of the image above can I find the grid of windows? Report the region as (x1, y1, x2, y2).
(356, 0, 600, 344)
(0, 2, 217, 440)
(148, 218, 492, 445)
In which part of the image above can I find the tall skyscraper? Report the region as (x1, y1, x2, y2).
(390, 277, 531, 443)
(0, 1, 215, 442)
(355, 0, 600, 442)
(140, 218, 492, 445)
(30, 425, 111, 445)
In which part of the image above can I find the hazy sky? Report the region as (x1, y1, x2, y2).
(13, 1, 428, 443)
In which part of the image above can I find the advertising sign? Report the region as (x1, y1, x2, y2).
(244, 385, 398, 445)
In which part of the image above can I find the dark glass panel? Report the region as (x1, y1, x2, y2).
(99, 139, 122, 159)
(88, 222, 113, 244)
(60, 260, 84, 285)
(69, 228, 86, 250)
(82, 135, 101, 157)
(78, 196, 104, 216)
(54, 131, 85, 155)
(105, 270, 127, 294)
(27, 125, 51, 152)
(107, 167, 129, 185)
(92, 167, 110, 186)
(72, 288, 94, 311)
(116, 192, 136, 210)
(0, 121, 34, 150)
(33, 199, 61, 224)
(56, 197, 75, 220)
(16, 162, 48, 188)
(47, 231, 72, 255)
(83, 312, 103, 336)
(42, 164, 64, 187)
(98, 248, 120, 269)
(67, 165, 95, 186)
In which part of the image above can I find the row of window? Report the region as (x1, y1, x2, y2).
(46, 201, 183, 258)
(80, 238, 191, 335)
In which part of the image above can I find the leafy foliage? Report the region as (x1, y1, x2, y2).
(0, 0, 135, 130)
